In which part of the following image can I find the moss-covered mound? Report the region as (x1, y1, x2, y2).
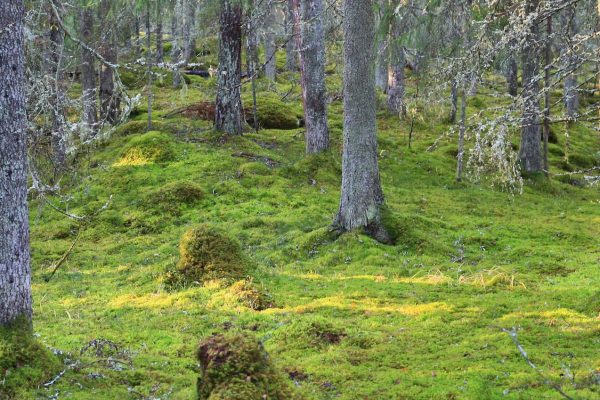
(0, 320, 61, 400)
(273, 316, 346, 349)
(174, 225, 248, 284)
(115, 131, 177, 166)
(145, 180, 204, 214)
(242, 92, 301, 130)
(208, 280, 274, 311)
(196, 333, 298, 400)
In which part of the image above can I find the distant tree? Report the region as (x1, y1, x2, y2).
(215, 0, 244, 135)
(0, 0, 32, 326)
(80, 5, 98, 136)
(263, 0, 277, 80)
(334, 0, 391, 244)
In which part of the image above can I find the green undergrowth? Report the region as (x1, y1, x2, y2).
(20, 66, 600, 400)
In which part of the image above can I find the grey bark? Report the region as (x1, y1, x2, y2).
(375, 0, 388, 92)
(387, 16, 406, 117)
(215, 0, 244, 135)
(172, 1, 182, 88)
(519, 0, 543, 173)
(47, 0, 66, 169)
(456, 90, 466, 182)
(561, 4, 579, 119)
(285, 0, 298, 71)
(135, 15, 141, 59)
(450, 79, 458, 123)
(80, 7, 98, 136)
(298, 0, 329, 153)
(507, 53, 518, 96)
(334, 0, 390, 244)
(246, 0, 260, 77)
(146, 1, 153, 131)
(0, 0, 32, 326)
(264, 2, 277, 80)
(183, 0, 196, 65)
(156, 0, 164, 63)
(543, 16, 552, 173)
(99, 0, 118, 125)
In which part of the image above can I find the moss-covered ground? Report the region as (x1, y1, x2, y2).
(8, 63, 600, 399)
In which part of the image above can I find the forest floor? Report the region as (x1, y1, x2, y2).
(4, 59, 600, 399)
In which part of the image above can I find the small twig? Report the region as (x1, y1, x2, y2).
(45, 227, 83, 282)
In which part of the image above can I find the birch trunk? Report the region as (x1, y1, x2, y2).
(0, 0, 32, 326)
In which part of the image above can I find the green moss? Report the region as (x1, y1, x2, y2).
(115, 131, 177, 166)
(196, 332, 298, 400)
(144, 180, 204, 214)
(242, 92, 301, 130)
(0, 319, 61, 400)
(209, 279, 274, 311)
(238, 162, 271, 176)
(170, 225, 248, 285)
(272, 316, 346, 349)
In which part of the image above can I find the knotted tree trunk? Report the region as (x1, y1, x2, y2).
(298, 0, 329, 153)
(0, 0, 32, 326)
(334, 0, 391, 244)
(215, 0, 244, 135)
(519, 0, 543, 173)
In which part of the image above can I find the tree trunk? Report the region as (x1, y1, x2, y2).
(334, 0, 390, 244)
(449, 79, 458, 123)
(47, 0, 66, 169)
(506, 53, 518, 96)
(172, 0, 182, 88)
(298, 0, 329, 153)
(80, 7, 98, 136)
(215, 0, 244, 135)
(387, 15, 406, 117)
(561, 4, 579, 120)
(0, 0, 32, 326)
(285, 0, 298, 71)
(183, 0, 196, 65)
(375, 0, 388, 92)
(519, 0, 543, 173)
(456, 90, 467, 182)
(543, 16, 552, 173)
(146, 2, 153, 131)
(99, 0, 118, 125)
(135, 15, 141, 59)
(246, 0, 260, 77)
(156, 0, 164, 64)
(264, 2, 277, 81)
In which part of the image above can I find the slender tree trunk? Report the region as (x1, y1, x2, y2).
(298, 0, 329, 153)
(99, 0, 118, 125)
(450, 79, 458, 123)
(47, 0, 66, 169)
(215, 0, 244, 135)
(0, 0, 32, 326)
(172, 0, 182, 88)
(183, 0, 196, 65)
(80, 7, 98, 136)
(387, 15, 406, 117)
(519, 0, 543, 173)
(507, 53, 518, 96)
(285, 0, 298, 71)
(562, 4, 579, 120)
(334, 0, 390, 244)
(264, 1, 277, 81)
(246, 0, 260, 77)
(375, 0, 388, 92)
(543, 16, 552, 173)
(156, 0, 164, 64)
(456, 90, 467, 182)
(146, 2, 153, 131)
(135, 15, 141, 59)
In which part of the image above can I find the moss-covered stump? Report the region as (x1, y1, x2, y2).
(114, 131, 177, 166)
(173, 225, 248, 285)
(196, 333, 298, 400)
(145, 181, 204, 215)
(0, 319, 61, 399)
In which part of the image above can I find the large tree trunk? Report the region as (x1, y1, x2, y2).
(285, 0, 298, 71)
(506, 53, 518, 96)
(47, 0, 66, 169)
(215, 0, 244, 135)
(375, 0, 388, 92)
(387, 15, 406, 117)
(519, 0, 543, 173)
(264, 1, 277, 81)
(183, 0, 196, 65)
(298, 0, 329, 153)
(334, 0, 390, 244)
(80, 7, 98, 137)
(0, 0, 32, 326)
(561, 4, 579, 120)
(99, 0, 118, 125)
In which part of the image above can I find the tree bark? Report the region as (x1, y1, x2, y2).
(506, 53, 518, 96)
(285, 0, 298, 71)
(298, 0, 329, 153)
(543, 16, 552, 173)
(387, 15, 406, 117)
(47, 0, 66, 169)
(99, 0, 118, 125)
(375, 0, 388, 92)
(449, 79, 458, 123)
(146, 1, 153, 131)
(561, 4, 579, 120)
(334, 0, 390, 244)
(172, 0, 182, 88)
(156, 0, 164, 64)
(246, 0, 260, 77)
(264, 1, 277, 81)
(80, 7, 98, 136)
(519, 0, 543, 173)
(215, 0, 244, 135)
(456, 90, 467, 182)
(0, 0, 32, 326)
(183, 0, 196, 65)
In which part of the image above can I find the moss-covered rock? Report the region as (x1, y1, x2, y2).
(196, 333, 298, 400)
(145, 181, 204, 214)
(115, 131, 177, 166)
(173, 225, 248, 285)
(0, 319, 62, 400)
